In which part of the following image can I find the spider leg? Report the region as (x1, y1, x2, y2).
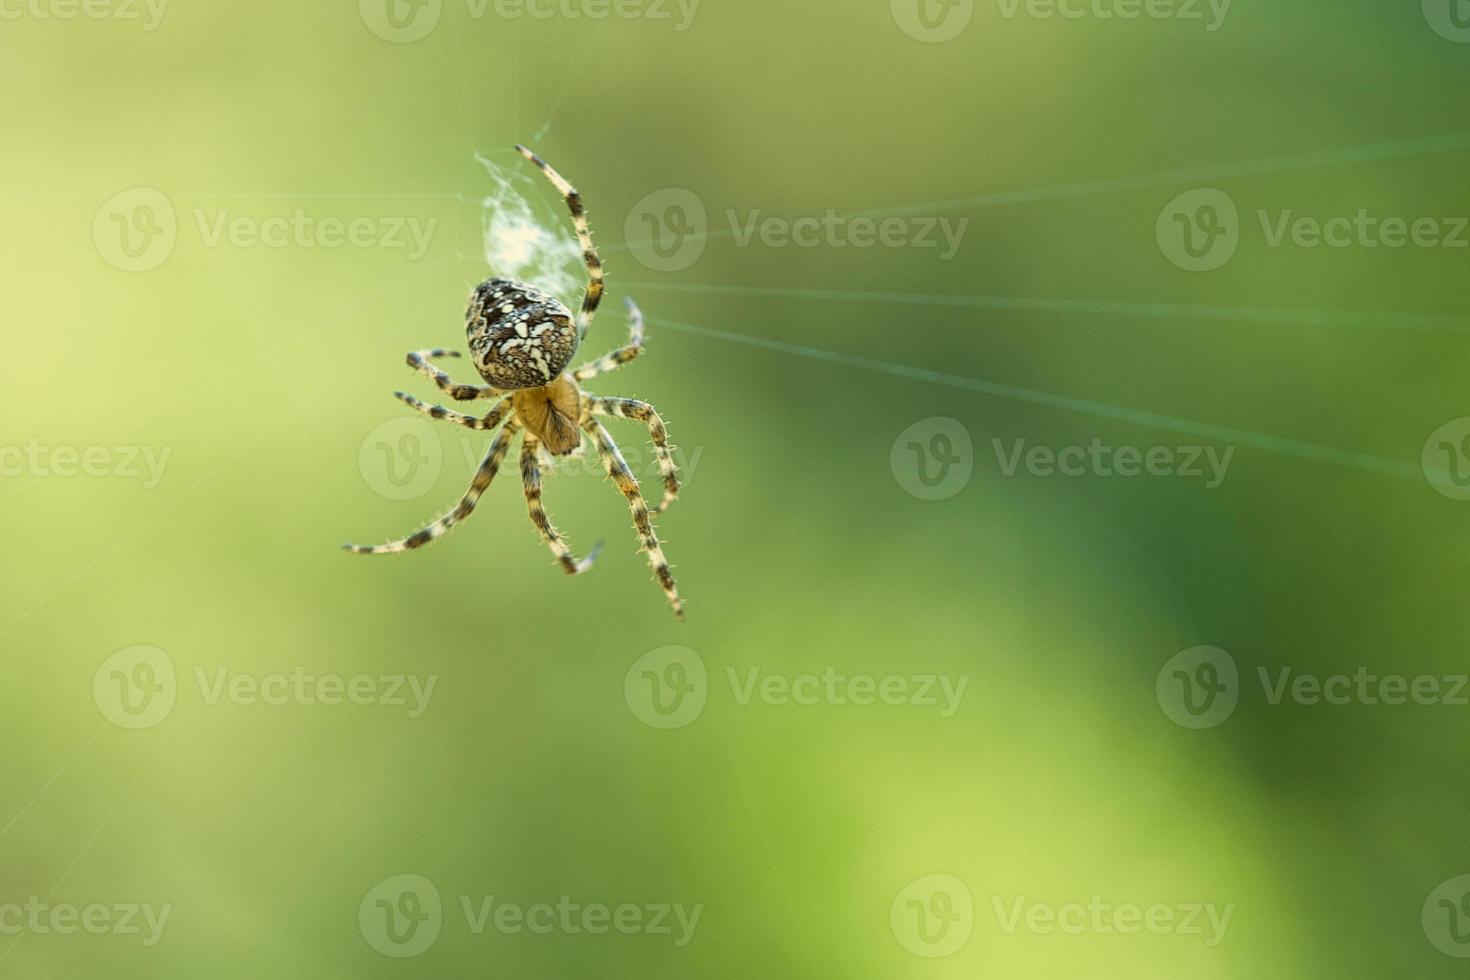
(583, 417, 684, 620)
(515, 145, 604, 343)
(519, 434, 602, 575)
(586, 396, 679, 515)
(407, 349, 503, 401)
(574, 298, 645, 381)
(395, 392, 512, 431)
(345, 419, 522, 555)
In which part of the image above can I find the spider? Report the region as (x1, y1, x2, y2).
(345, 145, 684, 619)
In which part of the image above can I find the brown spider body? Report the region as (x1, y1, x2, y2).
(510, 374, 583, 456)
(346, 145, 686, 619)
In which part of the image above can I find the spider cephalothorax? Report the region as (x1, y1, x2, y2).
(346, 145, 685, 619)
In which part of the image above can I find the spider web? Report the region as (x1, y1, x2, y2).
(474, 152, 584, 301)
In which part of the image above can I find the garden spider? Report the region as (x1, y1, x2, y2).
(345, 145, 684, 619)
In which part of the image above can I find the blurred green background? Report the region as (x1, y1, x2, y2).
(3, 0, 1470, 976)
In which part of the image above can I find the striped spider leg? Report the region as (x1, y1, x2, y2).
(519, 432, 601, 575)
(515, 144, 604, 343)
(406, 348, 503, 401)
(345, 417, 521, 555)
(574, 297, 645, 382)
(585, 396, 679, 515)
(582, 415, 684, 620)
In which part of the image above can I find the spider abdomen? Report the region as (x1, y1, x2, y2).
(466, 278, 579, 390)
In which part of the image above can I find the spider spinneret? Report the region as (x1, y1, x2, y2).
(345, 144, 686, 619)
